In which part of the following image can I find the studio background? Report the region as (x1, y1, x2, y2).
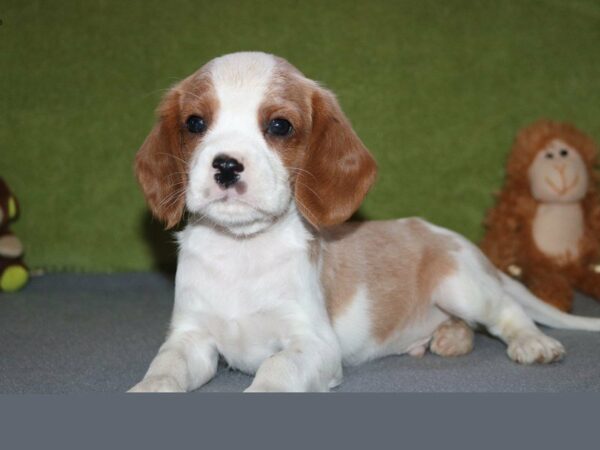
(2, 0, 600, 272)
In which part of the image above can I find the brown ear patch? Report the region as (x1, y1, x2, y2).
(135, 89, 185, 229)
(295, 87, 377, 228)
(134, 72, 218, 229)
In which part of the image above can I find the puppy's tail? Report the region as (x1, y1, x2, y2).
(500, 272, 600, 331)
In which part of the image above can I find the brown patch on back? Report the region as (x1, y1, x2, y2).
(322, 219, 460, 343)
(409, 220, 461, 303)
(321, 225, 360, 320)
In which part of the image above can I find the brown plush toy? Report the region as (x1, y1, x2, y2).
(0, 178, 29, 292)
(481, 120, 600, 311)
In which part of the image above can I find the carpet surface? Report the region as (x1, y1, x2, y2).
(1, 273, 599, 393)
(2, 0, 600, 272)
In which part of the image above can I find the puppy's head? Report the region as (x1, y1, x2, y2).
(135, 52, 377, 235)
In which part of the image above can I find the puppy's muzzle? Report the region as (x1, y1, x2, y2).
(213, 155, 244, 188)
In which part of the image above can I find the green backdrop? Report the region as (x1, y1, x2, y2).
(2, 0, 600, 272)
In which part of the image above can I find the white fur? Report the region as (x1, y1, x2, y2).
(130, 52, 599, 393)
(430, 225, 566, 364)
(323, 220, 569, 368)
(186, 53, 291, 236)
(333, 283, 449, 366)
(131, 52, 342, 392)
(333, 285, 374, 365)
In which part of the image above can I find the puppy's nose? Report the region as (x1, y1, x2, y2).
(212, 155, 244, 188)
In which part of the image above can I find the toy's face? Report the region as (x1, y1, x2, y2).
(528, 139, 588, 203)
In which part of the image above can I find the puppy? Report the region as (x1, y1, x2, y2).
(130, 52, 600, 392)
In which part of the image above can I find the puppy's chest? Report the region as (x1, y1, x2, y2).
(182, 238, 304, 303)
(175, 228, 315, 371)
(202, 306, 289, 373)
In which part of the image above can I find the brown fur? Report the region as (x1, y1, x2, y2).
(135, 70, 218, 229)
(322, 219, 459, 343)
(135, 57, 377, 231)
(481, 120, 600, 311)
(263, 60, 377, 228)
(296, 88, 377, 228)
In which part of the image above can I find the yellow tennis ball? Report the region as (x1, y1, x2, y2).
(0, 265, 28, 292)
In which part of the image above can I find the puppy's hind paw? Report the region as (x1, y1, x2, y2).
(430, 319, 474, 357)
(507, 333, 565, 364)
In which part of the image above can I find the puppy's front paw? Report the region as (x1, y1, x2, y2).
(244, 381, 285, 393)
(128, 376, 184, 393)
(507, 333, 565, 364)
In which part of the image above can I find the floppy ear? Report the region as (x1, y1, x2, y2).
(135, 89, 186, 229)
(296, 87, 377, 227)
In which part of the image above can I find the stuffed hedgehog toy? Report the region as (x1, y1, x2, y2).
(0, 178, 29, 292)
(481, 120, 600, 312)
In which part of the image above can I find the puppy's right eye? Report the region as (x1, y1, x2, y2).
(545, 152, 554, 159)
(186, 115, 207, 134)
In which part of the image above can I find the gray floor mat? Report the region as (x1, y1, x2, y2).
(0, 273, 599, 393)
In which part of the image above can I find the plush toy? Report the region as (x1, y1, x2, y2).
(0, 178, 29, 292)
(480, 120, 600, 311)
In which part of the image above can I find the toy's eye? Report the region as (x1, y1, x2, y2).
(267, 118, 293, 137)
(185, 115, 207, 134)
(560, 148, 569, 158)
(545, 152, 554, 159)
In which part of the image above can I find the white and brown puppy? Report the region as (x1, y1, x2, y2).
(130, 52, 600, 392)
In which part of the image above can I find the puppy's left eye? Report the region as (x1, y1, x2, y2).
(267, 118, 293, 137)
